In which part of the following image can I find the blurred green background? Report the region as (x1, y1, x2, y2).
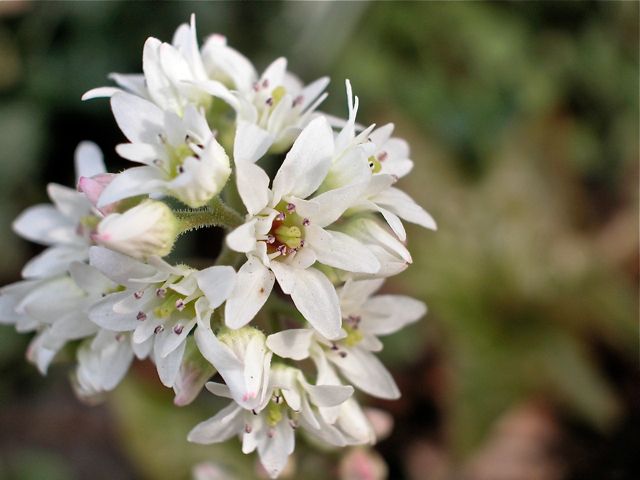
(0, 2, 637, 479)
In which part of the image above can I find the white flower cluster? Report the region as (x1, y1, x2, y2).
(0, 16, 435, 478)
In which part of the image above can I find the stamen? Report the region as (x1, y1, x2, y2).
(266, 234, 276, 244)
(156, 288, 167, 298)
(175, 299, 185, 311)
(154, 325, 164, 334)
(265, 97, 274, 107)
(276, 244, 288, 256)
(286, 203, 296, 213)
(293, 95, 304, 107)
(302, 218, 310, 226)
(133, 290, 144, 299)
(178, 166, 185, 174)
(136, 311, 147, 321)
(262, 78, 269, 89)
(339, 351, 348, 358)
(245, 424, 252, 434)
(173, 324, 184, 334)
(377, 151, 388, 162)
(275, 212, 286, 222)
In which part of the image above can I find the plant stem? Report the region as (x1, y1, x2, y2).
(175, 197, 244, 234)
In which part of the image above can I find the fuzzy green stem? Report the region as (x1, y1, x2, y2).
(175, 197, 244, 234)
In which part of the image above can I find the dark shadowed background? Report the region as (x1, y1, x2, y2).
(0, 2, 638, 479)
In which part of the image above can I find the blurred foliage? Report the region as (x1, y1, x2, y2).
(0, 1, 637, 479)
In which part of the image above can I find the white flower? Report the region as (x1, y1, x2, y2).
(0, 261, 141, 381)
(267, 278, 426, 400)
(88, 246, 235, 388)
(224, 117, 381, 339)
(98, 93, 231, 208)
(230, 57, 330, 153)
(325, 81, 437, 241)
(195, 323, 272, 411)
(200, 33, 257, 92)
(11, 142, 105, 278)
(73, 329, 152, 402)
(83, 15, 237, 116)
(189, 364, 353, 479)
(93, 200, 180, 260)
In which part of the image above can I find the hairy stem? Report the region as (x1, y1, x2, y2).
(175, 196, 244, 234)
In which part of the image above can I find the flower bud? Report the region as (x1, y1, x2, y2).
(173, 338, 216, 407)
(78, 173, 117, 214)
(93, 200, 179, 259)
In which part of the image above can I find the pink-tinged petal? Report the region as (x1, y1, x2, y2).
(110, 91, 164, 144)
(224, 258, 274, 329)
(266, 329, 315, 361)
(271, 117, 334, 204)
(74, 141, 106, 182)
(78, 174, 116, 214)
(306, 225, 380, 274)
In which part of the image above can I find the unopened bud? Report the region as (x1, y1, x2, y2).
(93, 200, 179, 259)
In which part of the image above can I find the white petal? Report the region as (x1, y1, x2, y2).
(257, 419, 295, 479)
(89, 246, 156, 285)
(266, 329, 314, 360)
(234, 120, 274, 164)
(47, 183, 92, 219)
(74, 141, 106, 182)
(271, 264, 341, 340)
(339, 279, 384, 314)
(306, 226, 380, 274)
(97, 166, 165, 207)
(362, 295, 426, 336)
(309, 181, 369, 228)
(154, 338, 186, 387)
(22, 246, 87, 279)
(224, 258, 274, 329)
(305, 384, 354, 407)
(271, 117, 334, 203)
(226, 219, 258, 253)
(82, 87, 121, 100)
(196, 266, 236, 309)
(110, 91, 164, 144)
(13, 205, 75, 245)
(69, 261, 114, 296)
(373, 187, 437, 230)
(330, 347, 400, 400)
(235, 162, 271, 216)
(89, 292, 141, 331)
(115, 143, 157, 165)
(188, 402, 243, 444)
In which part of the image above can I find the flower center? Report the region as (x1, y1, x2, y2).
(153, 290, 191, 318)
(266, 201, 309, 256)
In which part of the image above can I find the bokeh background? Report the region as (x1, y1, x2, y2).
(0, 2, 638, 479)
